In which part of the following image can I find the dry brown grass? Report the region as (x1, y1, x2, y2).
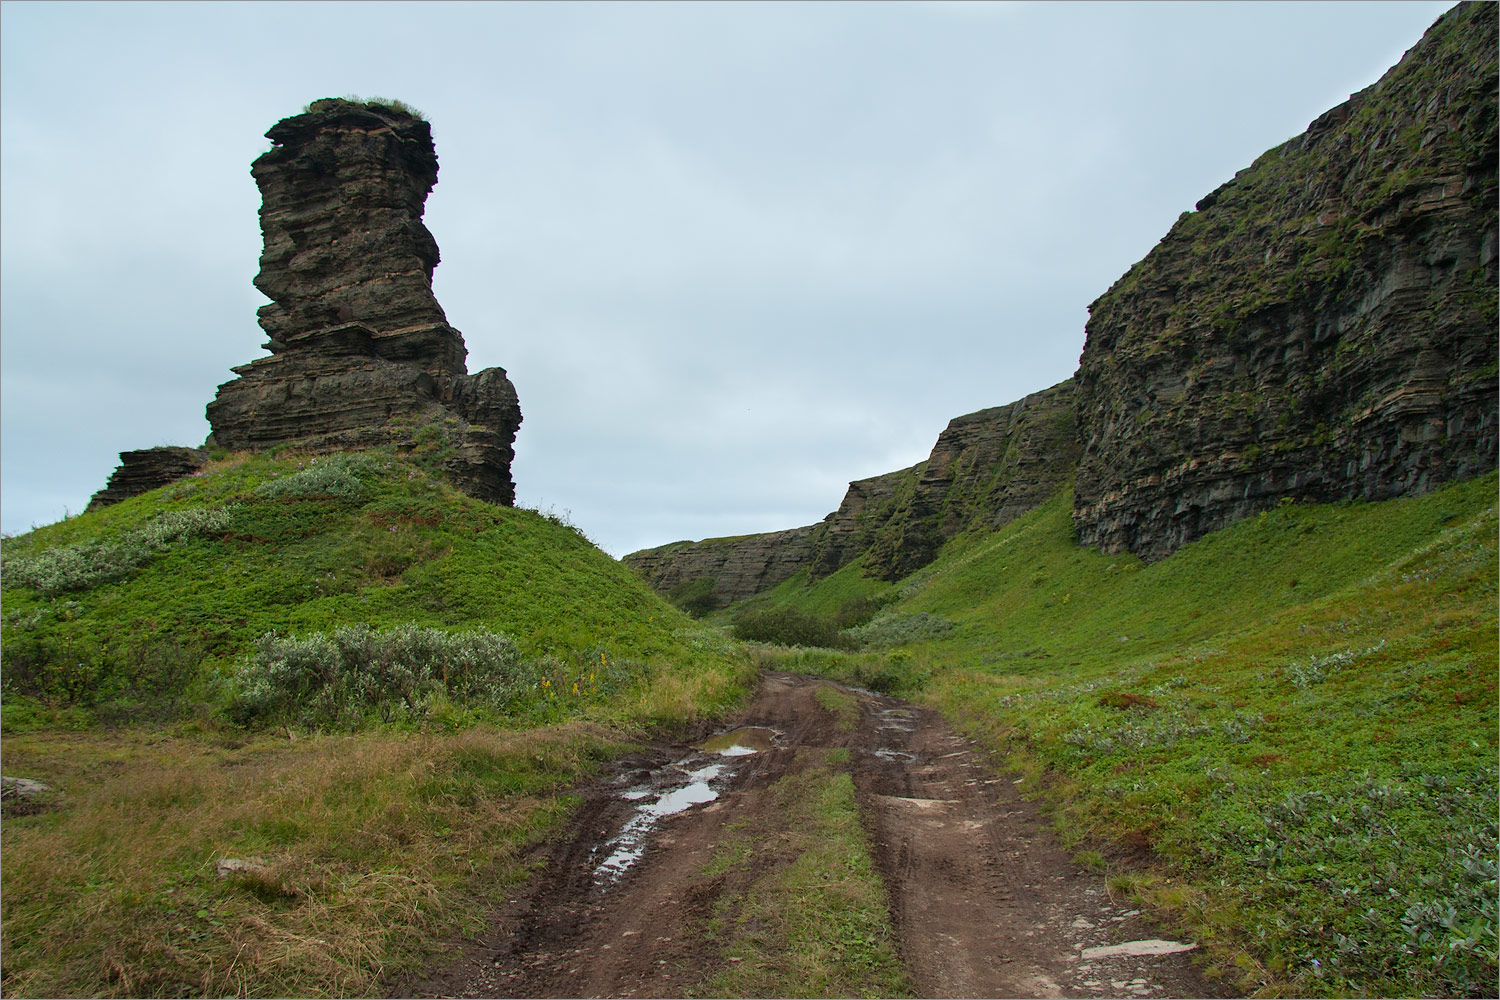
(0, 723, 624, 998)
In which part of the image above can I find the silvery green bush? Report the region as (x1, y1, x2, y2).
(229, 624, 527, 727)
(2, 506, 238, 596)
(252, 454, 381, 501)
(844, 611, 955, 649)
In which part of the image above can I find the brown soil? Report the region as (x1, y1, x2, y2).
(392, 673, 1231, 999)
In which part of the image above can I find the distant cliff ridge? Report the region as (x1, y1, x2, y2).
(623, 379, 1079, 605)
(626, 3, 1496, 604)
(1073, 2, 1497, 560)
(861, 380, 1079, 581)
(205, 98, 522, 505)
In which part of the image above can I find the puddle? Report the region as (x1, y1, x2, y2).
(876, 708, 916, 732)
(874, 749, 917, 763)
(594, 762, 727, 884)
(698, 727, 779, 756)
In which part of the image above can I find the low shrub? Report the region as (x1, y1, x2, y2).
(1, 506, 238, 596)
(253, 454, 380, 501)
(732, 606, 848, 650)
(1, 631, 208, 709)
(843, 611, 955, 648)
(228, 624, 529, 728)
(847, 649, 930, 695)
(832, 593, 894, 629)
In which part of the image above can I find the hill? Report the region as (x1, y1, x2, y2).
(0, 447, 749, 997)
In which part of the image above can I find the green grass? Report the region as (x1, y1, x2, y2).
(1, 449, 740, 730)
(757, 473, 1499, 997)
(813, 685, 860, 732)
(0, 448, 754, 998)
(692, 749, 913, 998)
(0, 723, 622, 998)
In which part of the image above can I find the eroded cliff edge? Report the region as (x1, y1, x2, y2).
(1073, 3, 1497, 560)
(203, 98, 522, 505)
(623, 380, 1079, 607)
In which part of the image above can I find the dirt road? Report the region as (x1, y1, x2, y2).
(396, 673, 1226, 999)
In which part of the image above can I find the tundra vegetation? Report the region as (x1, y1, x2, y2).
(0, 449, 754, 998)
(733, 472, 1498, 998)
(1, 452, 1494, 999)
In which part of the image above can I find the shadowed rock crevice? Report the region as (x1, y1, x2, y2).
(204, 98, 521, 505)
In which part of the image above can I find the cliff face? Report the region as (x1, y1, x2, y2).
(204, 99, 522, 505)
(1073, 3, 1498, 560)
(622, 525, 821, 609)
(861, 380, 1079, 580)
(623, 380, 1077, 603)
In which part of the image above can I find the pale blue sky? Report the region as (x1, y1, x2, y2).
(1, 1, 1455, 555)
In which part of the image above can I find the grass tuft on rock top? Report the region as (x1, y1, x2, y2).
(751, 472, 1498, 998)
(0, 447, 752, 998)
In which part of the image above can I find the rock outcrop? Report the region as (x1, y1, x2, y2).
(204, 98, 521, 505)
(87, 447, 208, 511)
(623, 380, 1078, 604)
(1073, 3, 1497, 560)
(624, 524, 822, 609)
(861, 379, 1079, 580)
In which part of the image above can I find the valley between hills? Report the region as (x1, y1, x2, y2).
(2, 5, 1496, 999)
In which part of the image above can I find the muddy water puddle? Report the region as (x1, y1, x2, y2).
(875, 707, 917, 732)
(593, 728, 781, 886)
(697, 726, 779, 756)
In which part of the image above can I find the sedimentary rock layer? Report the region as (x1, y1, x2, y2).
(204, 99, 521, 505)
(623, 380, 1078, 601)
(87, 447, 208, 511)
(1073, 3, 1497, 560)
(861, 379, 1079, 581)
(623, 525, 822, 609)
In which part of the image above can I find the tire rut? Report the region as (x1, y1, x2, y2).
(392, 673, 1230, 999)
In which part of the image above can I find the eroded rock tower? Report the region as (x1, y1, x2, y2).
(204, 97, 521, 504)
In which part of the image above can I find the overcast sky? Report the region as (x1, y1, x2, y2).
(1, 0, 1455, 556)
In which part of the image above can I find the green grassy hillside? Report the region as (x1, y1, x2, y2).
(0, 448, 751, 998)
(1, 449, 741, 730)
(749, 473, 1498, 998)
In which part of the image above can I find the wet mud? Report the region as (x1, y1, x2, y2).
(392, 673, 1230, 999)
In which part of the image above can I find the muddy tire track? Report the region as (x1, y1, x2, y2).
(393, 673, 1229, 999)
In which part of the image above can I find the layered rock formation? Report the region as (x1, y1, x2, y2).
(861, 380, 1079, 580)
(86, 447, 208, 511)
(623, 524, 823, 609)
(1073, 3, 1497, 560)
(204, 98, 521, 505)
(624, 380, 1078, 604)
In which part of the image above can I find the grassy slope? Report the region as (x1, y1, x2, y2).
(2, 450, 712, 694)
(757, 473, 1498, 998)
(0, 449, 753, 998)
